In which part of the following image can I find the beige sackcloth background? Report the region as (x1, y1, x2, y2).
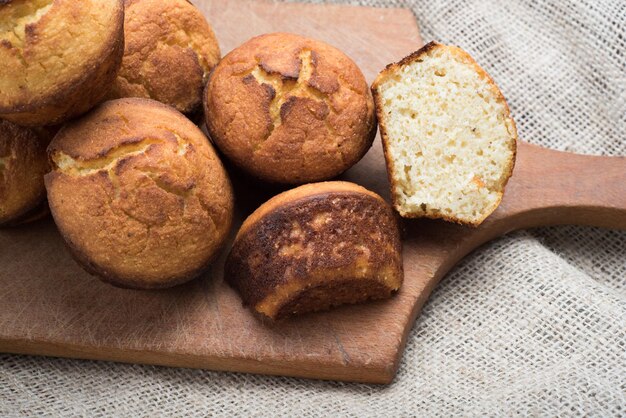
(2, 0, 625, 415)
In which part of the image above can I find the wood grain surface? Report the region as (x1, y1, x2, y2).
(1, 0, 625, 384)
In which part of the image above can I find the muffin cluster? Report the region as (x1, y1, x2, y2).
(1, 0, 412, 318)
(2, 0, 519, 321)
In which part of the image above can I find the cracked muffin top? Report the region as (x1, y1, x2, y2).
(108, 0, 221, 115)
(0, 120, 51, 226)
(45, 98, 234, 289)
(0, 0, 124, 126)
(204, 32, 376, 184)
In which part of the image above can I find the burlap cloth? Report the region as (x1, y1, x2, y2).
(2, 0, 625, 415)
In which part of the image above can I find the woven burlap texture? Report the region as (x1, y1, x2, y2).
(2, 0, 625, 416)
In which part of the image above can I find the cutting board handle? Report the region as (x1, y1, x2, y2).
(496, 141, 626, 231)
(401, 142, 625, 385)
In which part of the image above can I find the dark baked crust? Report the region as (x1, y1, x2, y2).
(0, 199, 49, 227)
(45, 98, 234, 289)
(226, 181, 403, 319)
(371, 41, 518, 227)
(108, 0, 221, 115)
(0, 0, 125, 126)
(274, 278, 393, 320)
(0, 120, 51, 226)
(204, 32, 376, 184)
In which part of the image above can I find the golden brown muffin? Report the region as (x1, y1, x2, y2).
(0, 120, 51, 226)
(226, 181, 403, 320)
(0, 0, 124, 126)
(45, 98, 234, 289)
(204, 33, 376, 184)
(372, 42, 517, 226)
(108, 0, 220, 115)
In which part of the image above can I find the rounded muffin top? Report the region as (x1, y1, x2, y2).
(110, 0, 221, 114)
(205, 32, 376, 184)
(0, 0, 123, 111)
(45, 98, 234, 288)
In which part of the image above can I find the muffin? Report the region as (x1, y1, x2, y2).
(204, 33, 376, 184)
(0, 120, 51, 226)
(108, 0, 221, 116)
(226, 181, 403, 320)
(45, 98, 234, 289)
(0, 0, 124, 126)
(372, 42, 517, 226)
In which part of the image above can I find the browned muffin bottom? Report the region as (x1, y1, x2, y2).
(108, 0, 221, 115)
(0, 120, 51, 226)
(45, 98, 234, 289)
(226, 181, 403, 320)
(204, 33, 376, 184)
(0, 0, 124, 126)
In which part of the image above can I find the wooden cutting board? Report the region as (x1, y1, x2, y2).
(1, 0, 625, 384)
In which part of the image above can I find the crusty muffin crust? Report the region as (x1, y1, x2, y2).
(0, 0, 124, 126)
(204, 33, 376, 184)
(109, 0, 220, 115)
(226, 181, 403, 319)
(0, 120, 50, 226)
(45, 98, 234, 289)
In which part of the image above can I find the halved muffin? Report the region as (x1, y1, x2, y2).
(226, 181, 403, 320)
(372, 42, 517, 226)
